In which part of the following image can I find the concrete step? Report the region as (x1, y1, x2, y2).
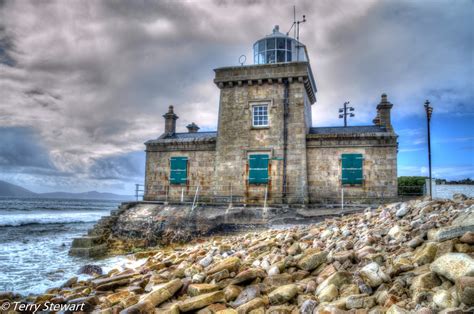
(71, 236, 103, 248)
(69, 243, 108, 258)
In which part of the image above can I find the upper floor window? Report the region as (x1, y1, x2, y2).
(252, 104, 268, 127)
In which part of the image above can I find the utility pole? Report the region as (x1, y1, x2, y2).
(424, 100, 433, 200)
(339, 101, 355, 127)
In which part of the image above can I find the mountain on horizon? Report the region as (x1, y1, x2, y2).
(0, 180, 133, 201)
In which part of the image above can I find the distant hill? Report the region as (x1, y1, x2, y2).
(0, 180, 37, 198)
(0, 180, 133, 201)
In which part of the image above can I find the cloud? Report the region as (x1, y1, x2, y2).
(0, 0, 472, 192)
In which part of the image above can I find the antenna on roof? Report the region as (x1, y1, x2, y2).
(286, 6, 306, 40)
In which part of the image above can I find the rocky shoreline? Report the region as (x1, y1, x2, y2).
(1, 196, 473, 313)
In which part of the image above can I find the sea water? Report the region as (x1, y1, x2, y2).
(0, 198, 129, 295)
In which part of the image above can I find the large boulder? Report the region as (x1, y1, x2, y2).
(430, 253, 474, 282)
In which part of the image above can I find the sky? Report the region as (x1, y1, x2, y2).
(0, 0, 472, 194)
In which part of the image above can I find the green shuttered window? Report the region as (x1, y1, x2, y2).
(248, 154, 269, 184)
(341, 154, 363, 185)
(170, 157, 188, 184)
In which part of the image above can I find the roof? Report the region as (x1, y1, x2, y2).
(309, 125, 388, 135)
(145, 131, 217, 145)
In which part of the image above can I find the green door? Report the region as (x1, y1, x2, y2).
(248, 154, 269, 184)
(170, 157, 188, 184)
(341, 154, 363, 185)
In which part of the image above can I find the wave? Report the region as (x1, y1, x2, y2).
(0, 211, 108, 227)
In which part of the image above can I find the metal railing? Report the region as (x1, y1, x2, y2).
(136, 183, 420, 207)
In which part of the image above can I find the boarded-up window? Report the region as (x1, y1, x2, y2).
(170, 157, 187, 184)
(341, 154, 363, 185)
(248, 154, 269, 184)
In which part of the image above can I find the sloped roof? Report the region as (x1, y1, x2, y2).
(145, 131, 217, 145)
(309, 125, 387, 135)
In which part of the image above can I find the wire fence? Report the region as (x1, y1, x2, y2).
(133, 184, 429, 206)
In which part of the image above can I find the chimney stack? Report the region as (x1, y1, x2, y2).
(163, 105, 178, 135)
(186, 122, 200, 133)
(373, 93, 393, 132)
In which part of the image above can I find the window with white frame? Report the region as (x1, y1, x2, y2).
(252, 104, 269, 127)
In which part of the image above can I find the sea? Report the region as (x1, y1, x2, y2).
(0, 198, 136, 296)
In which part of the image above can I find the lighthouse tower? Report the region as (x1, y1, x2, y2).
(213, 25, 317, 204)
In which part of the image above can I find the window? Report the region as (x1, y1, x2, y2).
(170, 157, 187, 184)
(341, 154, 363, 185)
(252, 104, 269, 127)
(248, 154, 269, 184)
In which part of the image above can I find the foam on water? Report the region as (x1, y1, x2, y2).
(0, 198, 122, 295)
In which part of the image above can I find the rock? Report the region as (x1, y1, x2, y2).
(232, 268, 266, 285)
(386, 304, 410, 314)
(406, 236, 424, 248)
(460, 231, 474, 244)
(106, 291, 133, 305)
(199, 255, 214, 267)
(268, 284, 297, 305)
(360, 262, 388, 288)
(188, 283, 219, 297)
(315, 271, 351, 295)
(78, 264, 103, 276)
(410, 272, 441, 293)
(300, 299, 317, 314)
(120, 300, 155, 314)
(388, 225, 403, 240)
(297, 251, 328, 271)
(207, 257, 241, 275)
(178, 291, 225, 312)
(235, 297, 264, 313)
(318, 283, 338, 302)
(396, 203, 409, 218)
(430, 253, 474, 282)
(413, 242, 438, 265)
(428, 211, 474, 242)
(224, 285, 242, 302)
(231, 286, 260, 307)
(452, 193, 468, 202)
(61, 276, 78, 288)
(455, 276, 474, 305)
(345, 294, 376, 309)
(433, 289, 459, 309)
(142, 279, 182, 306)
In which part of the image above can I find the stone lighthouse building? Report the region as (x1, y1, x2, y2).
(144, 26, 398, 204)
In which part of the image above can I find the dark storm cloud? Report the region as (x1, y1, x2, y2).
(0, 0, 472, 192)
(89, 151, 145, 180)
(0, 127, 54, 169)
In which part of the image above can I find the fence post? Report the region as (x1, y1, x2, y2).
(181, 187, 184, 203)
(192, 185, 200, 210)
(230, 183, 233, 207)
(341, 187, 344, 211)
(264, 185, 268, 210)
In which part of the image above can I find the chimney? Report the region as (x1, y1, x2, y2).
(373, 93, 393, 132)
(186, 122, 200, 133)
(163, 105, 178, 135)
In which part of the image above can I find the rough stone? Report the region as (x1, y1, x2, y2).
(430, 253, 474, 282)
(178, 291, 225, 312)
(268, 284, 297, 305)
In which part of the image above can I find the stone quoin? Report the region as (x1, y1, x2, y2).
(144, 26, 398, 204)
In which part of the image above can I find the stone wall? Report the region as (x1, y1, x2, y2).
(306, 134, 398, 202)
(144, 144, 216, 201)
